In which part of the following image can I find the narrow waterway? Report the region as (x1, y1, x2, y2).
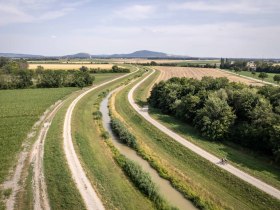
(100, 90, 197, 210)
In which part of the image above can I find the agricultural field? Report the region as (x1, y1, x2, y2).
(0, 88, 77, 184)
(28, 63, 113, 70)
(110, 58, 219, 65)
(156, 66, 264, 86)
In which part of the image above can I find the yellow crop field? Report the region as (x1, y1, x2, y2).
(29, 63, 113, 70)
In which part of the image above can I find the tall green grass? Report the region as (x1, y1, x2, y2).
(0, 88, 77, 183)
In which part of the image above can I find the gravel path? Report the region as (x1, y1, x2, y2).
(128, 69, 280, 200)
(63, 70, 138, 210)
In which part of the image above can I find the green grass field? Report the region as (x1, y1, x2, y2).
(133, 68, 160, 107)
(44, 92, 86, 210)
(0, 87, 78, 184)
(93, 73, 127, 84)
(177, 60, 220, 66)
(113, 75, 280, 210)
(70, 70, 156, 209)
(226, 70, 279, 84)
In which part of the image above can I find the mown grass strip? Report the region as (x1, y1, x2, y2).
(44, 93, 86, 210)
(113, 78, 280, 210)
(43, 74, 122, 210)
(71, 70, 156, 209)
(133, 68, 160, 107)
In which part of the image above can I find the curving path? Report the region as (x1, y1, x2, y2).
(128, 68, 280, 200)
(63, 70, 138, 210)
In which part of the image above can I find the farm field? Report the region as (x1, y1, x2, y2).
(0, 87, 77, 185)
(28, 63, 113, 70)
(113, 74, 280, 209)
(156, 66, 264, 86)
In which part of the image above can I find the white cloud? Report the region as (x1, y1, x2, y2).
(168, 0, 280, 14)
(115, 5, 156, 20)
(0, 0, 86, 26)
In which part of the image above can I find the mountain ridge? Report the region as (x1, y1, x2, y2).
(0, 50, 189, 59)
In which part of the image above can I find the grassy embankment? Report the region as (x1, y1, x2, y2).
(135, 70, 280, 190)
(71, 69, 157, 209)
(4, 73, 125, 210)
(133, 68, 160, 107)
(224, 70, 279, 84)
(43, 73, 148, 210)
(113, 72, 280, 210)
(44, 92, 86, 210)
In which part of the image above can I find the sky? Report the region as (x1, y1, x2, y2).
(0, 0, 280, 58)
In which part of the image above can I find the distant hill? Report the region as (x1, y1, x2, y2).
(0, 50, 190, 59)
(62, 53, 91, 59)
(107, 50, 172, 58)
(0, 53, 43, 58)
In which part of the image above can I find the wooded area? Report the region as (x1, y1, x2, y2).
(148, 77, 280, 162)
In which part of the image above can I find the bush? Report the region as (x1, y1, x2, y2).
(111, 118, 137, 148)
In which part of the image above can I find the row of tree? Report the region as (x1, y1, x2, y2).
(220, 58, 280, 74)
(148, 77, 280, 162)
(256, 63, 280, 74)
(137, 61, 217, 68)
(87, 65, 130, 73)
(0, 58, 94, 89)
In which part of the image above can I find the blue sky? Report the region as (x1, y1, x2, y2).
(0, 0, 280, 58)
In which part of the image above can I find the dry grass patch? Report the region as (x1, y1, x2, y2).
(156, 66, 263, 86)
(29, 63, 113, 70)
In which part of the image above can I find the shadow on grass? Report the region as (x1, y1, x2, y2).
(149, 107, 280, 187)
(135, 100, 148, 107)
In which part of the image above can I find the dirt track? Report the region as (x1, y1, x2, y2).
(2, 101, 64, 210)
(63, 70, 138, 210)
(156, 66, 264, 86)
(30, 101, 64, 210)
(128, 69, 280, 200)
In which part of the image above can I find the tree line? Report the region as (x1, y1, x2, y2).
(136, 61, 217, 68)
(88, 65, 130, 73)
(148, 77, 280, 162)
(0, 57, 94, 89)
(220, 58, 280, 74)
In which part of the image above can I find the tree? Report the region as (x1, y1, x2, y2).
(258, 72, 268, 81)
(234, 67, 242, 75)
(0, 57, 9, 68)
(79, 66, 89, 72)
(150, 61, 157, 66)
(273, 75, 280, 84)
(112, 65, 119, 72)
(194, 94, 236, 141)
(36, 65, 44, 72)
